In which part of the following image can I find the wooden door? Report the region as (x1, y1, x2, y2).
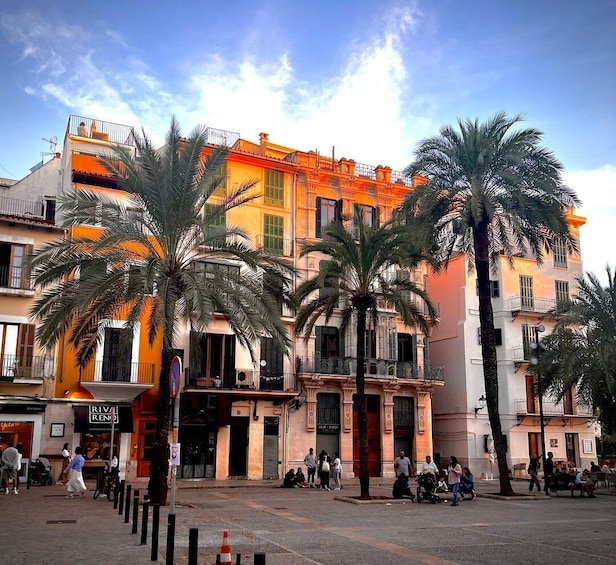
(353, 394, 381, 476)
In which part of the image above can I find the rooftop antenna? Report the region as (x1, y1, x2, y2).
(41, 136, 58, 161)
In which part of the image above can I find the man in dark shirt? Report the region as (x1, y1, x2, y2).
(544, 451, 554, 495)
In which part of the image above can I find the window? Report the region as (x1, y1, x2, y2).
(478, 327, 503, 346)
(318, 260, 338, 300)
(555, 280, 570, 307)
(522, 324, 535, 361)
(316, 393, 340, 433)
(189, 331, 235, 385)
(193, 261, 240, 279)
(102, 327, 133, 382)
(476, 279, 500, 298)
(351, 205, 377, 238)
(264, 169, 284, 206)
(260, 337, 283, 377)
(263, 214, 284, 255)
(315, 197, 340, 237)
(520, 275, 534, 310)
(0, 242, 30, 289)
(553, 238, 568, 269)
(205, 204, 226, 247)
(316, 326, 342, 359)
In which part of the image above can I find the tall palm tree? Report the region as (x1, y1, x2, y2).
(538, 265, 616, 434)
(29, 118, 293, 504)
(403, 112, 580, 495)
(293, 206, 437, 499)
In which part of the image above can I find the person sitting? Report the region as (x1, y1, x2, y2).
(459, 467, 476, 499)
(282, 468, 295, 488)
(601, 460, 611, 473)
(77, 121, 87, 136)
(294, 467, 307, 487)
(392, 472, 415, 500)
(572, 470, 596, 497)
(590, 462, 601, 473)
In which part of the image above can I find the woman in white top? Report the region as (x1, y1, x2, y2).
(58, 443, 71, 485)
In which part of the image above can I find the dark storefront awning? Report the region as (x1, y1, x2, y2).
(73, 405, 134, 433)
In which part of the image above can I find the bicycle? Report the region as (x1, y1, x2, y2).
(93, 468, 119, 501)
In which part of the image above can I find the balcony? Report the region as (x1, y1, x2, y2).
(515, 398, 594, 418)
(510, 295, 556, 317)
(79, 360, 155, 401)
(67, 115, 137, 147)
(254, 235, 294, 257)
(0, 354, 47, 383)
(0, 195, 55, 225)
(0, 263, 32, 294)
(296, 355, 444, 382)
(185, 368, 297, 393)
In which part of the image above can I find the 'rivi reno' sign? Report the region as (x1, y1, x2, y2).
(89, 405, 119, 424)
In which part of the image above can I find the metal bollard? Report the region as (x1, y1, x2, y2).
(124, 484, 132, 524)
(132, 489, 140, 534)
(188, 528, 198, 565)
(235, 554, 242, 564)
(141, 500, 149, 545)
(151, 504, 160, 562)
(254, 553, 266, 565)
(117, 479, 125, 513)
(165, 513, 175, 565)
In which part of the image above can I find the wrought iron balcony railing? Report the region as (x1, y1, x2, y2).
(515, 398, 593, 417)
(185, 368, 297, 392)
(0, 354, 46, 381)
(79, 360, 156, 384)
(510, 295, 556, 315)
(296, 355, 444, 382)
(0, 195, 55, 224)
(254, 235, 294, 257)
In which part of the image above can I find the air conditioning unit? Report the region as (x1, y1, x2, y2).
(235, 369, 254, 388)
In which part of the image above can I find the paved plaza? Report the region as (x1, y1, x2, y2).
(1, 478, 615, 565)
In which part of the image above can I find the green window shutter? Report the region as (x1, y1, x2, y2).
(263, 214, 284, 255)
(264, 169, 284, 206)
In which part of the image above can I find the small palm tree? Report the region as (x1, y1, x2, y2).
(294, 206, 437, 499)
(403, 112, 580, 495)
(30, 118, 293, 504)
(538, 266, 616, 434)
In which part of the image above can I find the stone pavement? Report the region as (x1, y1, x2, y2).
(1, 477, 615, 565)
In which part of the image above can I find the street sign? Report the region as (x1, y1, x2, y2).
(169, 356, 181, 398)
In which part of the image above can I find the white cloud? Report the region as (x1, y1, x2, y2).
(563, 166, 616, 282)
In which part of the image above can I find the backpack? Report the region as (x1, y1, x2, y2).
(321, 459, 330, 473)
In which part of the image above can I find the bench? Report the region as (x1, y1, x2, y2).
(548, 474, 591, 497)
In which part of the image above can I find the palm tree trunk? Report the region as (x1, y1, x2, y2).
(356, 306, 370, 499)
(474, 221, 515, 496)
(148, 346, 172, 505)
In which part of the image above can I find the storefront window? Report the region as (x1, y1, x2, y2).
(81, 432, 118, 462)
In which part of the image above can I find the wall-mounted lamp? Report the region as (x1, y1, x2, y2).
(294, 389, 307, 410)
(474, 394, 487, 413)
(63, 389, 70, 396)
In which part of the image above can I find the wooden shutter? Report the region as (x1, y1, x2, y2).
(315, 197, 322, 238)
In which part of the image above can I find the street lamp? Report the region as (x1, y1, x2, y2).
(530, 324, 546, 471)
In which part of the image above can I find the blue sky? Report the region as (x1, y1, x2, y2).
(1, 0, 614, 278)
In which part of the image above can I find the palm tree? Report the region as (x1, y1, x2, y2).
(538, 265, 616, 434)
(293, 206, 437, 499)
(403, 112, 580, 495)
(29, 118, 293, 504)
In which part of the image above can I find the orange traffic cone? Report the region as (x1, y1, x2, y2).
(219, 530, 232, 564)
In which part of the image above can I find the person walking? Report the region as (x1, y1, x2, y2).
(447, 455, 463, 506)
(64, 446, 87, 498)
(528, 455, 541, 492)
(57, 442, 71, 485)
(318, 450, 331, 490)
(393, 450, 412, 477)
(544, 451, 555, 495)
(1, 442, 20, 495)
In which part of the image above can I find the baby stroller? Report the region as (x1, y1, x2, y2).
(29, 457, 53, 486)
(416, 472, 441, 504)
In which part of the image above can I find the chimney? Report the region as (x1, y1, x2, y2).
(259, 132, 269, 146)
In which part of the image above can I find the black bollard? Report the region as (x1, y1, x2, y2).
(188, 527, 198, 565)
(132, 489, 140, 534)
(254, 553, 266, 565)
(117, 479, 125, 513)
(151, 504, 160, 562)
(235, 554, 242, 564)
(165, 513, 175, 565)
(124, 484, 132, 524)
(141, 500, 149, 545)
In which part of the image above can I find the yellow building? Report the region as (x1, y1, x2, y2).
(30, 116, 442, 482)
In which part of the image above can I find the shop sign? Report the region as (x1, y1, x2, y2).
(89, 405, 119, 424)
(317, 423, 340, 433)
(0, 403, 46, 414)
